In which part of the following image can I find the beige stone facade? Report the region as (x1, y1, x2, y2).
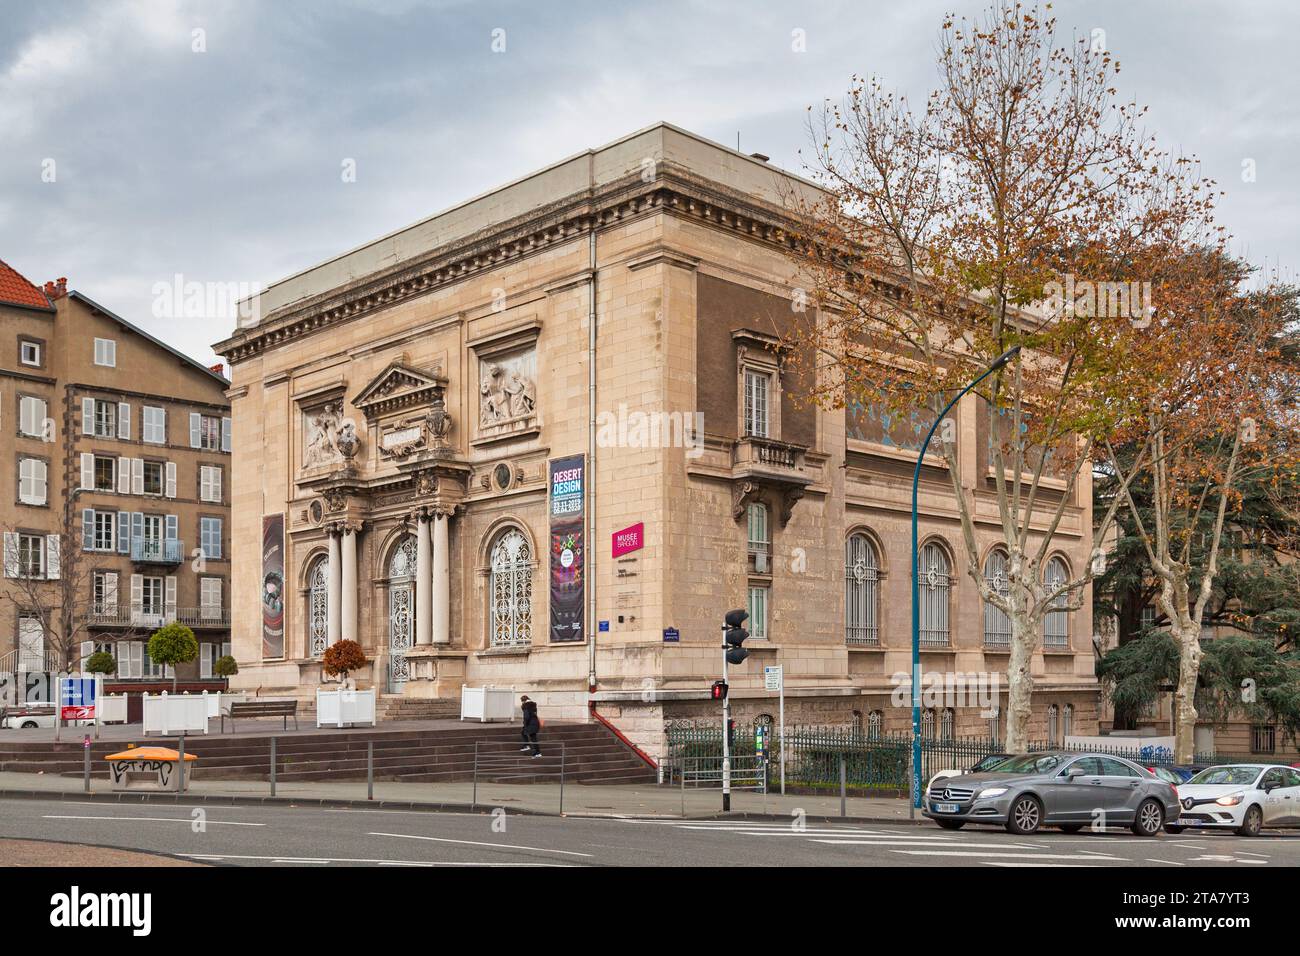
(0, 272, 232, 681)
(216, 124, 1099, 760)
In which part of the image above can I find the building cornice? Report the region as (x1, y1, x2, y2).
(214, 164, 803, 364)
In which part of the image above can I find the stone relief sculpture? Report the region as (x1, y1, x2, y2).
(336, 419, 361, 461)
(425, 393, 453, 446)
(303, 400, 344, 469)
(479, 350, 537, 427)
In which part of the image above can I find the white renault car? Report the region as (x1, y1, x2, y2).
(1166, 763, 1300, 836)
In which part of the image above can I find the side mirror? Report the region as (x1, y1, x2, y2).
(1065, 766, 1087, 779)
(1263, 779, 1282, 792)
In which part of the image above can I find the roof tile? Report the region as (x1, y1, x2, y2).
(0, 259, 53, 310)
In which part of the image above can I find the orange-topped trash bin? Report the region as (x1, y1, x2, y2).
(105, 746, 198, 792)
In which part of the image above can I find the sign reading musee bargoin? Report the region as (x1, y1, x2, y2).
(549, 455, 585, 643)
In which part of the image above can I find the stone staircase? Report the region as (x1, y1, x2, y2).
(0, 721, 658, 786)
(374, 696, 462, 722)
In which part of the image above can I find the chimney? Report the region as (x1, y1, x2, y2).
(44, 277, 68, 300)
(749, 152, 770, 163)
(209, 362, 225, 376)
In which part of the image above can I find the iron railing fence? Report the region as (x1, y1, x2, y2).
(663, 720, 1234, 791)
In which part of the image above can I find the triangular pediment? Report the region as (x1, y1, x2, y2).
(352, 361, 446, 418)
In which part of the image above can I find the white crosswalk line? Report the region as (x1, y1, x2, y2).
(892, 850, 1123, 860)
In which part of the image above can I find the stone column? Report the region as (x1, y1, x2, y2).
(415, 513, 432, 646)
(432, 510, 450, 644)
(327, 529, 342, 646)
(341, 525, 358, 644)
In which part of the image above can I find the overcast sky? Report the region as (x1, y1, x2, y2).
(0, 0, 1295, 368)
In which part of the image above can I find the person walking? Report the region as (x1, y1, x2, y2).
(518, 694, 542, 758)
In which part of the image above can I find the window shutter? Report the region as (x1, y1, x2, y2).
(105, 572, 119, 612)
(118, 402, 130, 440)
(165, 576, 177, 618)
(189, 413, 201, 448)
(130, 574, 143, 622)
(165, 514, 178, 542)
(3, 532, 17, 578)
(159, 407, 167, 443)
(33, 459, 47, 505)
(82, 397, 94, 435)
(82, 509, 95, 551)
(131, 458, 144, 495)
(131, 512, 143, 546)
(165, 461, 177, 498)
(221, 416, 232, 452)
(117, 512, 130, 554)
(117, 456, 130, 494)
(200, 644, 212, 679)
(79, 641, 94, 672)
(213, 467, 222, 503)
(45, 534, 59, 579)
(81, 452, 94, 490)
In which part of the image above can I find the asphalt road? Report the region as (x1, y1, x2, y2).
(2, 796, 1299, 867)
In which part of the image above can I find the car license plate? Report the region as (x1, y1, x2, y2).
(934, 802, 959, 814)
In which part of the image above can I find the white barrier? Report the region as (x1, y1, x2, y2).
(142, 692, 210, 735)
(460, 685, 517, 722)
(316, 688, 376, 728)
(98, 693, 128, 724)
(205, 692, 248, 719)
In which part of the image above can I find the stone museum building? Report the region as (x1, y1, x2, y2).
(215, 123, 1100, 759)
(0, 264, 232, 685)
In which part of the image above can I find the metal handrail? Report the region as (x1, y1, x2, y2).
(472, 740, 566, 814)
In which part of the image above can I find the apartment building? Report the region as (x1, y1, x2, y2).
(0, 262, 232, 684)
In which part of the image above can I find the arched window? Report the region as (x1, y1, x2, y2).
(988, 707, 1001, 745)
(940, 708, 955, 741)
(983, 549, 1012, 648)
(919, 542, 951, 647)
(845, 532, 880, 645)
(867, 710, 883, 740)
(1043, 557, 1070, 647)
(490, 528, 532, 647)
(386, 534, 418, 690)
(1047, 704, 1060, 745)
(1063, 703, 1074, 740)
(921, 709, 936, 739)
(307, 554, 329, 659)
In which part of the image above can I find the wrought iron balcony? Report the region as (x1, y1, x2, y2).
(87, 606, 230, 629)
(130, 538, 183, 564)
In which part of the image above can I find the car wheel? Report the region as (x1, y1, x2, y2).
(1058, 824, 1084, 833)
(1164, 824, 1184, 834)
(20, 721, 38, 729)
(1006, 795, 1043, 835)
(934, 819, 965, 830)
(1235, 804, 1263, 837)
(1131, 799, 1164, 837)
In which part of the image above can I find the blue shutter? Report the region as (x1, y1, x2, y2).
(82, 509, 95, 551)
(132, 512, 144, 544)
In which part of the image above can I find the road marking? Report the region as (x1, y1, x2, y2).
(815, 839, 1044, 849)
(1144, 858, 1187, 866)
(891, 850, 1122, 860)
(984, 861, 1103, 867)
(42, 814, 265, 827)
(368, 831, 592, 858)
(180, 853, 564, 866)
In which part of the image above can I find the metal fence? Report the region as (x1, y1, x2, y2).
(663, 720, 1233, 792)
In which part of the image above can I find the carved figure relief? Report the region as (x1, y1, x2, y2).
(303, 400, 344, 469)
(479, 350, 537, 427)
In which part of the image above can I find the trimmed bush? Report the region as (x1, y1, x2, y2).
(148, 622, 199, 691)
(322, 639, 367, 681)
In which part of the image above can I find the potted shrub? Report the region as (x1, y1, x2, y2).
(213, 655, 239, 682)
(322, 639, 367, 686)
(147, 622, 199, 692)
(84, 651, 116, 676)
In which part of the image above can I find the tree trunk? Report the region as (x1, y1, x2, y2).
(1171, 618, 1201, 763)
(1004, 609, 1036, 752)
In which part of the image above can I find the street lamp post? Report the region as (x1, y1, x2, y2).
(910, 347, 1020, 813)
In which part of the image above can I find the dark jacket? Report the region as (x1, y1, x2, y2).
(521, 700, 539, 731)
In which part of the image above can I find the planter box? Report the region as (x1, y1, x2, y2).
(205, 692, 248, 719)
(460, 685, 517, 722)
(316, 688, 376, 728)
(98, 694, 128, 724)
(142, 692, 210, 735)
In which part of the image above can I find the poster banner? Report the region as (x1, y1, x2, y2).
(549, 455, 585, 643)
(262, 513, 285, 659)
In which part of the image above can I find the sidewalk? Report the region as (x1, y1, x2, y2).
(0, 770, 925, 824)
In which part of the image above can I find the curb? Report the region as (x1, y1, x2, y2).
(0, 786, 930, 826)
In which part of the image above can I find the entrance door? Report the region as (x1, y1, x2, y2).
(387, 535, 417, 692)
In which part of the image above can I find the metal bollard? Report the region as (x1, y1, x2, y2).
(367, 740, 374, 801)
(83, 734, 91, 793)
(839, 752, 846, 818)
(270, 736, 277, 796)
(178, 736, 186, 793)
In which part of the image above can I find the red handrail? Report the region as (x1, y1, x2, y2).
(589, 702, 658, 769)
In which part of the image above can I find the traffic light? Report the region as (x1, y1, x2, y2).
(724, 608, 749, 665)
(710, 680, 728, 701)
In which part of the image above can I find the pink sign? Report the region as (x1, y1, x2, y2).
(612, 522, 644, 557)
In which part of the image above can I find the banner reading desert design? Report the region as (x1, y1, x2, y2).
(548, 455, 585, 643)
(261, 514, 285, 659)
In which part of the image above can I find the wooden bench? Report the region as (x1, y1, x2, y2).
(222, 698, 299, 732)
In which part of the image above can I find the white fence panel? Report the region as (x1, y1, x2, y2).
(142, 692, 209, 735)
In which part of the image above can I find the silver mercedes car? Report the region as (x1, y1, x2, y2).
(921, 752, 1181, 836)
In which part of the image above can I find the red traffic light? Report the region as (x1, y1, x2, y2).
(711, 680, 729, 701)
